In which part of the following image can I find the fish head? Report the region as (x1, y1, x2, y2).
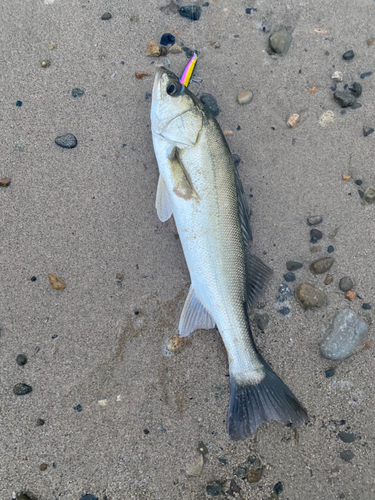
(151, 67, 203, 147)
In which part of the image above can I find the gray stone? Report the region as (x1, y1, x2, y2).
(319, 309, 369, 360)
(350, 82, 362, 98)
(269, 28, 292, 55)
(186, 454, 203, 476)
(310, 257, 334, 274)
(343, 50, 354, 60)
(364, 186, 375, 202)
(80, 495, 98, 500)
(206, 481, 222, 496)
(286, 260, 303, 271)
(363, 126, 374, 137)
(200, 93, 220, 116)
(339, 277, 353, 291)
(179, 5, 202, 21)
(72, 88, 85, 98)
(296, 283, 326, 309)
(334, 91, 356, 108)
(13, 383, 32, 395)
(338, 431, 356, 443)
(254, 313, 269, 331)
(55, 133, 77, 149)
(307, 215, 322, 226)
(340, 450, 354, 462)
(101, 12, 112, 20)
(16, 354, 27, 366)
(283, 272, 296, 282)
(277, 282, 292, 301)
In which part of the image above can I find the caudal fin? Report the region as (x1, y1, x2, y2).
(228, 360, 308, 440)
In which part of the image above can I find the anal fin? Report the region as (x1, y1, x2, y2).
(179, 285, 215, 337)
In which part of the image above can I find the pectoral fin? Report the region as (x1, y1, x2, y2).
(179, 285, 215, 337)
(156, 175, 173, 222)
(169, 147, 199, 201)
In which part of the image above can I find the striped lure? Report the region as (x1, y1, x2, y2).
(179, 53, 197, 87)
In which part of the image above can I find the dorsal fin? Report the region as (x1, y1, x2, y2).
(234, 164, 253, 245)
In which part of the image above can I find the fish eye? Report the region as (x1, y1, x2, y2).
(166, 82, 182, 96)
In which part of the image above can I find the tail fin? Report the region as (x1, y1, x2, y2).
(228, 359, 308, 440)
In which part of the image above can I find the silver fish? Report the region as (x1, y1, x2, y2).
(151, 67, 308, 439)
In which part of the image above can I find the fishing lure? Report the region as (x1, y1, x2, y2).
(179, 53, 197, 87)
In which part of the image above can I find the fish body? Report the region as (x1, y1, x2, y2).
(151, 67, 307, 439)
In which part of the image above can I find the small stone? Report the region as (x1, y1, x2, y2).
(273, 481, 283, 495)
(308, 85, 318, 95)
(351, 102, 362, 110)
(71, 88, 85, 98)
(229, 479, 241, 495)
(166, 334, 185, 353)
(135, 71, 151, 80)
(160, 33, 175, 46)
(16, 354, 27, 366)
(169, 44, 183, 54)
(340, 450, 354, 462)
(232, 154, 241, 167)
(362, 303, 372, 310)
(16, 100, 22, 106)
(360, 71, 372, 79)
(0, 177, 11, 187)
(254, 313, 269, 331)
(37, 418, 45, 426)
(40, 463, 48, 471)
(319, 309, 369, 360)
(13, 383, 32, 395)
(287, 113, 300, 128)
(208, 40, 220, 48)
(331, 71, 343, 82)
(130, 15, 139, 22)
(343, 50, 354, 60)
(350, 82, 362, 98)
(223, 130, 233, 137)
(179, 5, 202, 20)
(197, 441, 208, 455)
(286, 261, 303, 271)
(55, 133, 77, 149)
(206, 481, 222, 496)
(269, 28, 292, 55)
(80, 496, 98, 500)
(307, 215, 322, 226)
(101, 12, 112, 20)
(367, 38, 375, 46)
(338, 431, 356, 443)
(186, 454, 204, 476)
(319, 110, 335, 127)
(310, 245, 322, 253)
(48, 274, 66, 290)
(310, 257, 334, 274)
(16, 494, 32, 500)
(346, 290, 356, 301)
(247, 468, 264, 483)
(234, 466, 247, 477)
(355, 179, 363, 186)
(74, 404, 82, 412)
(41, 59, 51, 68)
(310, 229, 323, 242)
(365, 340, 372, 349)
(296, 283, 326, 309)
(339, 277, 353, 291)
(146, 40, 161, 57)
(283, 272, 296, 282)
(324, 274, 333, 285)
(277, 283, 293, 302)
(278, 307, 290, 315)
(334, 91, 356, 108)
(364, 186, 375, 202)
(325, 368, 335, 378)
(342, 174, 351, 181)
(116, 273, 124, 281)
(237, 90, 253, 104)
(218, 458, 227, 465)
(200, 93, 220, 116)
(327, 245, 334, 253)
(363, 127, 374, 137)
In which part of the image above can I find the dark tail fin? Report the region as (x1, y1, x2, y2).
(228, 359, 308, 440)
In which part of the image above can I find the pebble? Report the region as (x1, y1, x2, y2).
(310, 245, 322, 253)
(135, 71, 151, 80)
(360, 71, 372, 79)
(334, 91, 356, 108)
(74, 404, 82, 412)
(287, 113, 300, 128)
(169, 44, 183, 54)
(307, 215, 322, 226)
(342, 174, 351, 181)
(331, 71, 343, 82)
(16, 100, 22, 106)
(340, 450, 354, 462)
(338, 431, 356, 443)
(166, 334, 184, 353)
(237, 90, 253, 104)
(0, 177, 11, 187)
(36, 418, 45, 426)
(308, 85, 318, 95)
(343, 50, 354, 60)
(283, 272, 296, 282)
(364, 186, 375, 202)
(310, 229, 323, 242)
(200, 93, 220, 116)
(41, 59, 51, 68)
(55, 133, 77, 149)
(130, 15, 139, 22)
(325, 368, 335, 378)
(351, 102, 362, 110)
(16, 495, 32, 500)
(232, 154, 241, 167)
(186, 454, 204, 476)
(355, 180, 363, 186)
(350, 82, 362, 98)
(339, 277, 353, 291)
(296, 283, 326, 309)
(269, 28, 292, 55)
(116, 273, 124, 281)
(363, 126, 374, 137)
(16, 354, 27, 366)
(228, 479, 241, 495)
(80, 496, 98, 500)
(319, 309, 369, 360)
(48, 274, 66, 290)
(223, 130, 233, 137)
(254, 313, 269, 331)
(72, 88, 85, 98)
(286, 261, 303, 271)
(160, 33, 175, 46)
(319, 110, 335, 127)
(247, 468, 264, 483)
(197, 441, 208, 455)
(278, 306, 291, 315)
(362, 303, 372, 310)
(277, 283, 293, 302)
(101, 12, 112, 20)
(327, 245, 334, 253)
(346, 290, 356, 301)
(310, 257, 334, 274)
(13, 383, 32, 395)
(324, 274, 333, 285)
(40, 463, 48, 471)
(179, 5, 202, 20)
(273, 481, 283, 495)
(146, 40, 161, 57)
(206, 482, 222, 496)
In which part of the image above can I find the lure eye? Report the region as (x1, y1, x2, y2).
(166, 82, 181, 96)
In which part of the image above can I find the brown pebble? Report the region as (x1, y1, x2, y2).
(48, 274, 66, 291)
(308, 85, 318, 95)
(287, 113, 301, 128)
(166, 334, 185, 353)
(41, 59, 51, 68)
(135, 71, 151, 80)
(169, 44, 183, 54)
(310, 257, 334, 274)
(223, 130, 233, 137)
(324, 274, 333, 285)
(365, 340, 372, 349)
(367, 38, 375, 46)
(346, 290, 356, 301)
(247, 468, 264, 483)
(40, 463, 48, 471)
(0, 177, 11, 187)
(116, 273, 124, 281)
(208, 41, 220, 48)
(342, 174, 351, 181)
(146, 40, 161, 57)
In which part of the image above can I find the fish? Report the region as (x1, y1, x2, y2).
(150, 67, 308, 440)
